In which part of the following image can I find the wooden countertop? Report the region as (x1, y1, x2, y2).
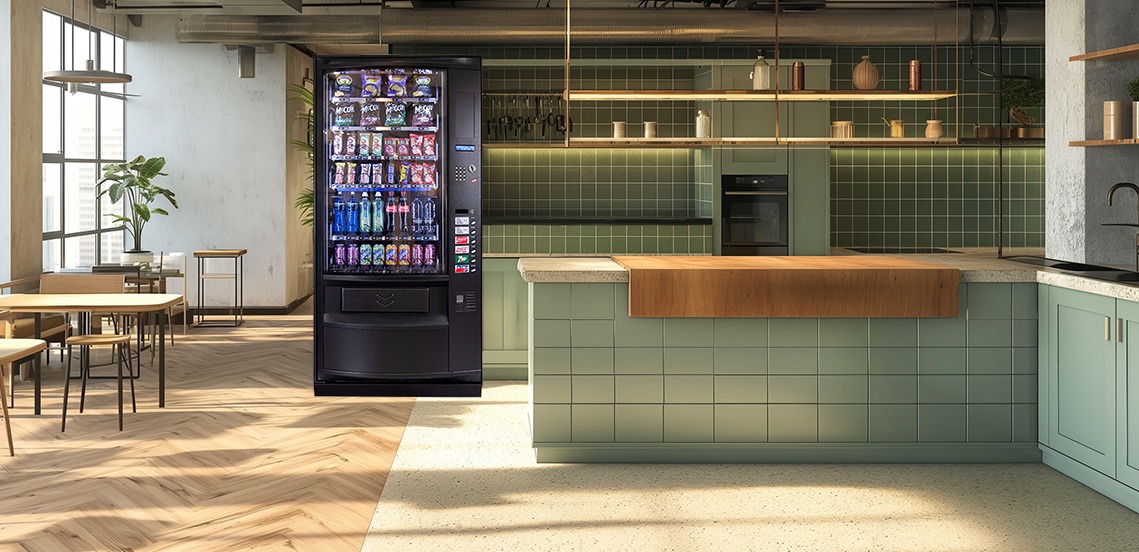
(612, 255, 960, 318)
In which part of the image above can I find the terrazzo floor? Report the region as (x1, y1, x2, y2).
(362, 382, 1139, 551)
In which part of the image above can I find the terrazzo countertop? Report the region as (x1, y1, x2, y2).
(516, 252, 1139, 303)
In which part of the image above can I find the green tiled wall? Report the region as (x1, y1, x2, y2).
(530, 281, 1041, 462)
(831, 148, 1045, 248)
(484, 224, 712, 255)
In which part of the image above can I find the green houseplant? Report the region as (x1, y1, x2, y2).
(97, 155, 178, 257)
(289, 82, 315, 227)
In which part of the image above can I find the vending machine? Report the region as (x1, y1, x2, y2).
(313, 56, 481, 397)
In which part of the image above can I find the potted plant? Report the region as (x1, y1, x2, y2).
(97, 155, 179, 264)
(1129, 76, 1139, 139)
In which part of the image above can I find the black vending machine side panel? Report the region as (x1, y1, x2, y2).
(444, 63, 483, 381)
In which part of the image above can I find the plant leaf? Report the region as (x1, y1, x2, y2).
(134, 203, 151, 222)
(138, 157, 167, 179)
(151, 208, 169, 216)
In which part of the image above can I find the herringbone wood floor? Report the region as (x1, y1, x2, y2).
(0, 305, 415, 551)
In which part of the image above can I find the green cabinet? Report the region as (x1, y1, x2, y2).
(1045, 286, 1116, 476)
(483, 258, 528, 379)
(1117, 300, 1139, 488)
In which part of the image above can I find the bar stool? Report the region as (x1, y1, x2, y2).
(61, 332, 135, 432)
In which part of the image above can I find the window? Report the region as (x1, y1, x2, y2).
(42, 10, 127, 272)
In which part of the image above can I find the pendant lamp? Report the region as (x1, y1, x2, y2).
(43, 0, 132, 85)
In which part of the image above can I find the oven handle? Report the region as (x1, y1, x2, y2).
(724, 191, 788, 196)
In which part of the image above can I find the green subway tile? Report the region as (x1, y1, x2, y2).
(770, 318, 819, 347)
(714, 375, 768, 403)
(665, 375, 714, 403)
(918, 375, 966, 403)
(1013, 374, 1037, 404)
(967, 404, 1012, 442)
(968, 320, 1012, 347)
(967, 374, 1012, 403)
(1013, 403, 1038, 442)
(818, 318, 869, 347)
(533, 404, 571, 442)
(664, 348, 714, 375)
(615, 375, 664, 403)
(571, 405, 614, 442)
(768, 375, 818, 403)
(615, 348, 664, 374)
(571, 320, 615, 347)
(571, 348, 614, 375)
(533, 348, 571, 375)
(1012, 283, 1038, 319)
(967, 283, 1012, 320)
(1013, 320, 1038, 348)
(870, 348, 918, 374)
(533, 320, 571, 347)
(570, 284, 616, 320)
(534, 375, 571, 403)
(819, 348, 869, 374)
(869, 318, 918, 347)
(615, 404, 663, 443)
(1012, 348, 1037, 374)
(664, 404, 714, 442)
(713, 348, 768, 375)
(818, 375, 869, 403)
(869, 405, 917, 442)
(968, 347, 1012, 374)
(664, 318, 715, 346)
(870, 375, 917, 403)
(768, 404, 818, 443)
(714, 404, 768, 442)
(713, 318, 770, 347)
(919, 317, 966, 347)
(918, 404, 967, 442)
(533, 283, 572, 319)
(769, 348, 819, 375)
(819, 405, 869, 443)
(572, 375, 615, 403)
(919, 347, 966, 374)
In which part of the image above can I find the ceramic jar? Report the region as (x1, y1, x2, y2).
(613, 121, 626, 138)
(853, 55, 880, 90)
(925, 120, 944, 139)
(750, 53, 772, 90)
(1105, 101, 1127, 140)
(644, 121, 658, 139)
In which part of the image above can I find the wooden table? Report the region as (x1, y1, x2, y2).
(0, 294, 183, 414)
(0, 339, 47, 455)
(612, 255, 960, 318)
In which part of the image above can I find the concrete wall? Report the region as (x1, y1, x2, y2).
(1046, 0, 1139, 265)
(127, 16, 290, 307)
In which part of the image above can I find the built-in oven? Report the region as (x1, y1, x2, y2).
(721, 174, 789, 256)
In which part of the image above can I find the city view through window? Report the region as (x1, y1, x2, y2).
(42, 9, 126, 271)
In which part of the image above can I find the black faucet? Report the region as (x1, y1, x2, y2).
(1107, 182, 1139, 271)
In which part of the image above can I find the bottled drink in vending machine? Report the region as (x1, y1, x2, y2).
(332, 195, 346, 234)
(385, 243, 398, 267)
(423, 197, 437, 239)
(346, 243, 360, 266)
(359, 192, 371, 234)
(360, 243, 372, 266)
(385, 192, 398, 237)
(372, 193, 385, 237)
(345, 193, 360, 234)
(411, 244, 424, 269)
(398, 193, 410, 235)
(334, 243, 346, 267)
(424, 243, 436, 271)
(372, 242, 384, 267)
(411, 197, 423, 237)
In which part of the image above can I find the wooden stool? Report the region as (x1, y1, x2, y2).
(62, 333, 135, 432)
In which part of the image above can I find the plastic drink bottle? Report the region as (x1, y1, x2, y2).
(345, 193, 360, 234)
(359, 192, 371, 234)
(423, 197, 436, 239)
(385, 192, 398, 237)
(398, 193, 410, 235)
(372, 193, 385, 237)
(332, 195, 346, 234)
(411, 197, 423, 237)
(359, 243, 372, 266)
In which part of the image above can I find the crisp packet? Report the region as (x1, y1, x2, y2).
(359, 162, 371, 185)
(331, 132, 345, 156)
(346, 162, 357, 185)
(423, 163, 436, 187)
(385, 102, 406, 126)
(410, 133, 424, 156)
(410, 163, 424, 186)
(361, 71, 383, 97)
(412, 74, 433, 98)
(333, 103, 357, 126)
(360, 102, 384, 126)
(370, 133, 383, 157)
(396, 138, 411, 157)
(383, 136, 398, 158)
(410, 103, 434, 126)
(398, 162, 410, 186)
(334, 162, 346, 185)
(422, 133, 436, 157)
(344, 133, 357, 157)
(386, 74, 408, 97)
(358, 133, 371, 156)
(333, 73, 354, 97)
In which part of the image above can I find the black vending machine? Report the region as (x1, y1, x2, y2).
(313, 56, 482, 397)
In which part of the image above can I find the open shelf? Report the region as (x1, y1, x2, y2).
(1070, 44, 1139, 62)
(484, 217, 712, 225)
(564, 89, 957, 102)
(1070, 138, 1139, 147)
(484, 137, 1047, 149)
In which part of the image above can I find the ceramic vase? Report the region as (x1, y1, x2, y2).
(695, 110, 711, 138)
(750, 53, 771, 91)
(853, 55, 879, 90)
(925, 120, 944, 139)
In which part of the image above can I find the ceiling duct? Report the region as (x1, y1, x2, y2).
(176, 7, 1043, 46)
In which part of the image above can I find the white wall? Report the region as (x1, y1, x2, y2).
(127, 16, 288, 307)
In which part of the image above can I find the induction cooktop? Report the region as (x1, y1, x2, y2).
(844, 247, 962, 254)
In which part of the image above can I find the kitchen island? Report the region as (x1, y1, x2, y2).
(519, 254, 1042, 463)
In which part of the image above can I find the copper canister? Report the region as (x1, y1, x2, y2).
(908, 60, 922, 91)
(791, 61, 805, 91)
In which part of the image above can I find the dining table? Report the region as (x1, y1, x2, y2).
(0, 293, 183, 415)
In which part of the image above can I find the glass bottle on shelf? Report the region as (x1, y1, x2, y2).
(750, 51, 772, 91)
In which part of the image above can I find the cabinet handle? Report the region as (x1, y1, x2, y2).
(1106, 316, 1112, 341)
(1120, 318, 1125, 343)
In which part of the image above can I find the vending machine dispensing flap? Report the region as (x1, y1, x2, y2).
(342, 288, 430, 313)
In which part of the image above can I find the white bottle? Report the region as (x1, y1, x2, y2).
(695, 110, 711, 138)
(750, 52, 771, 91)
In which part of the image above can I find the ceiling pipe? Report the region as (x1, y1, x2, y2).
(175, 7, 1044, 45)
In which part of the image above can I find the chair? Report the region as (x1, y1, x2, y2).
(40, 274, 136, 432)
(162, 252, 189, 340)
(1, 275, 69, 407)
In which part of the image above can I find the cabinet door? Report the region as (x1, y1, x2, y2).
(718, 65, 787, 173)
(1048, 287, 1116, 476)
(1117, 300, 1139, 488)
(482, 258, 528, 362)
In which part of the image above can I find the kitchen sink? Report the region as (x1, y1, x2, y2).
(1048, 262, 1120, 272)
(1007, 256, 1139, 284)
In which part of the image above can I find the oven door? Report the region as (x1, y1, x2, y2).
(721, 190, 789, 255)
